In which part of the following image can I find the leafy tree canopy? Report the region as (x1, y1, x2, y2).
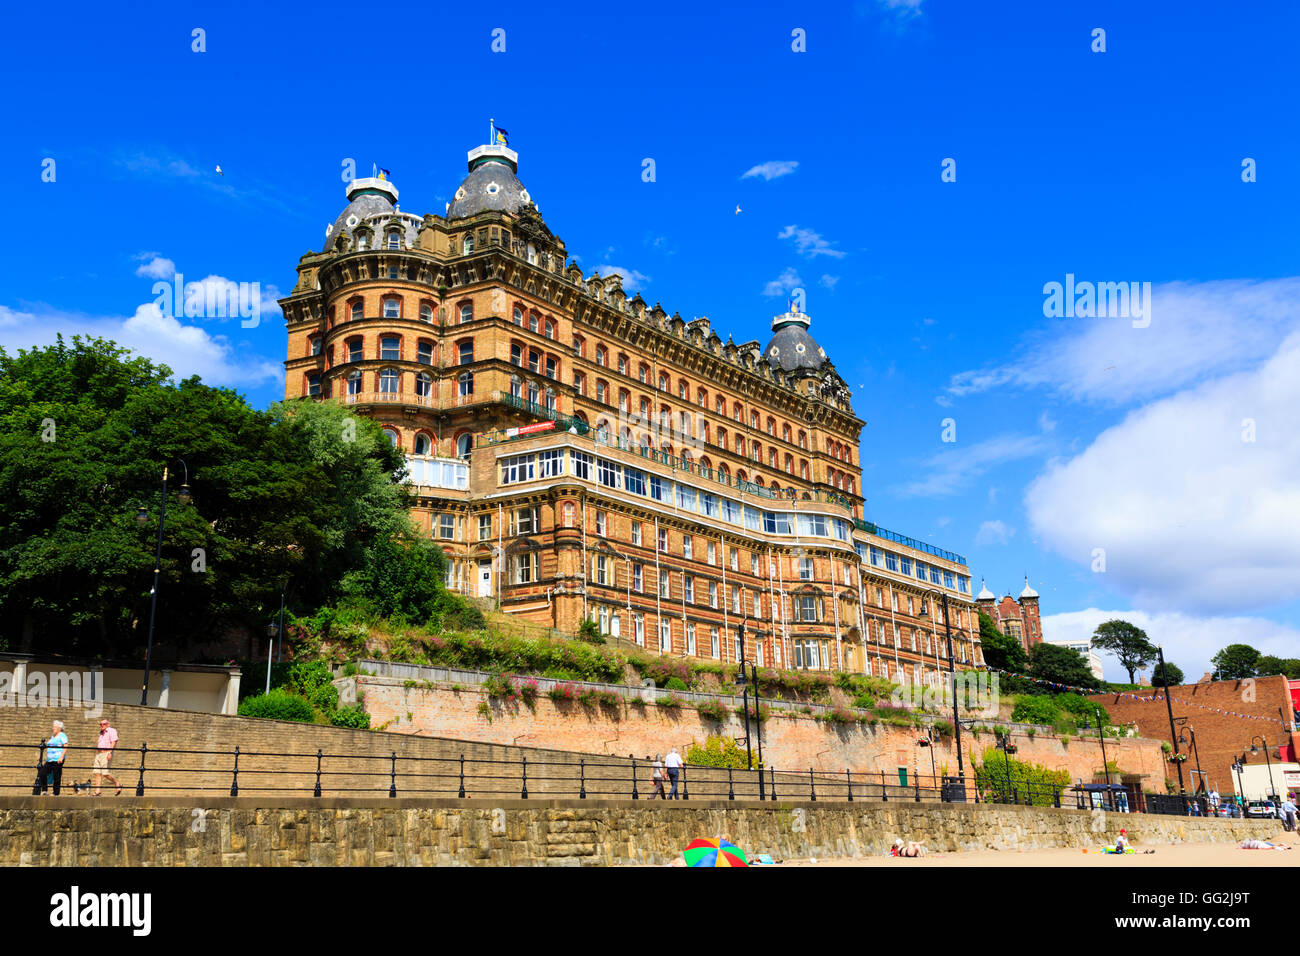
(1255, 656, 1300, 679)
(1028, 641, 1102, 691)
(1151, 660, 1185, 687)
(977, 611, 1027, 673)
(1091, 619, 1157, 684)
(1211, 644, 1262, 681)
(0, 336, 448, 658)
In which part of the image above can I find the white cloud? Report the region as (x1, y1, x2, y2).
(1038, 410, 1057, 433)
(595, 265, 650, 293)
(133, 253, 176, 280)
(742, 161, 798, 181)
(762, 268, 803, 297)
(1025, 331, 1300, 614)
(778, 225, 846, 260)
(974, 520, 1013, 546)
(0, 299, 282, 389)
(944, 277, 1300, 406)
(819, 274, 840, 291)
(894, 433, 1048, 497)
(1043, 608, 1300, 684)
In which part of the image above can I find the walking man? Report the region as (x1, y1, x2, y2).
(92, 717, 121, 796)
(39, 720, 68, 796)
(664, 747, 684, 800)
(650, 754, 666, 800)
(1280, 795, 1298, 832)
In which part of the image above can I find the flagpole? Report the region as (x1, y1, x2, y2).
(490, 118, 495, 144)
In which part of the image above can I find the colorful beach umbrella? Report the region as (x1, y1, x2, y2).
(683, 837, 749, 867)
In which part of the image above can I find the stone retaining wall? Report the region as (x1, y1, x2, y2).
(0, 797, 1273, 867)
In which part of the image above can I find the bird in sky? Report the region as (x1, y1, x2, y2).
(215, 165, 223, 176)
(734, 205, 741, 214)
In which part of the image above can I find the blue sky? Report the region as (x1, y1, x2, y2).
(4, 0, 1299, 679)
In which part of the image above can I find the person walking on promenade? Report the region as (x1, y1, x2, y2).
(664, 747, 684, 800)
(39, 720, 68, 795)
(1280, 795, 1297, 832)
(92, 717, 121, 796)
(649, 755, 666, 800)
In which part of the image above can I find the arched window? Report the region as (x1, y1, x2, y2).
(347, 370, 362, 395)
(800, 460, 810, 480)
(456, 432, 473, 457)
(733, 403, 742, 422)
(752, 441, 761, 461)
(459, 302, 473, 324)
(737, 469, 748, 483)
(735, 434, 745, 453)
(751, 411, 760, 429)
(798, 430, 807, 450)
(767, 417, 776, 436)
(718, 464, 730, 481)
(639, 364, 650, 384)
(526, 380, 539, 405)
(697, 388, 707, 408)
(596, 419, 610, 441)
(510, 343, 523, 366)
(618, 389, 630, 412)
(659, 373, 669, 392)
(382, 427, 399, 446)
(463, 234, 474, 254)
(715, 396, 725, 414)
(783, 424, 792, 443)
(512, 306, 524, 326)
(573, 335, 585, 358)
(414, 433, 432, 455)
(509, 375, 522, 399)
(416, 372, 432, 397)
(544, 319, 555, 339)
(379, 368, 399, 394)
(527, 311, 539, 333)
(785, 454, 794, 474)
(768, 448, 777, 468)
(387, 229, 401, 250)
(617, 354, 629, 375)
(419, 303, 433, 324)
(718, 427, 727, 448)
(545, 356, 558, 380)
(350, 301, 363, 322)
(595, 345, 607, 367)
(678, 379, 688, 399)
(458, 371, 473, 397)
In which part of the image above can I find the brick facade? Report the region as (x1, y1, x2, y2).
(1088, 676, 1298, 796)
(279, 142, 980, 687)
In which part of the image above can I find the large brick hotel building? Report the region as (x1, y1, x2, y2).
(280, 138, 981, 683)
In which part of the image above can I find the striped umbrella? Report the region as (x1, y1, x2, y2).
(683, 837, 749, 867)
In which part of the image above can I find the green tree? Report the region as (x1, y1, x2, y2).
(1028, 642, 1101, 690)
(1090, 619, 1156, 684)
(0, 337, 441, 656)
(977, 611, 1027, 672)
(1150, 660, 1185, 687)
(1255, 656, 1300, 679)
(1211, 644, 1261, 681)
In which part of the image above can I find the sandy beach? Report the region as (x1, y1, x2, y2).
(768, 839, 1300, 867)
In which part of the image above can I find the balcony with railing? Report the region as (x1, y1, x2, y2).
(855, 519, 966, 566)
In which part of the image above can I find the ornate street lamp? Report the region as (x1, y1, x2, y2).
(919, 589, 964, 800)
(138, 461, 190, 706)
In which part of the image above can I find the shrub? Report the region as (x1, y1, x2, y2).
(238, 689, 316, 723)
(873, 704, 915, 728)
(816, 708, 857, 725)
(735, 701, 770, 723)
(664, 676, 689, 691)
(328, 705, 371, 729)
(1011, 695, 1060, 727)
(481, 672, 518, 699)
(932, 720, 955, 737)
(518, 678, 539, 706)
(548, 682, 579, 703)
(577, 619, 605, 644)
(695, 699, 729, 722)
(657, 694, 685, 711)
(974, 747, 1070, 806)
(686, 735, 758, 769)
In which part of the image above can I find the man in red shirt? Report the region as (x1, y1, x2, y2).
(92, 718, 120, 796)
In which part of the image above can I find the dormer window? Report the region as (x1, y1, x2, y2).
(356, 234, 369, 251)
(463, 234, 474, 254)
(526, 243, 538, 265)
(387, 230, 401, 250)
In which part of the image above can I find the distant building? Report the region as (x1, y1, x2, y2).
(1045, 637, 1104, 680)
(975, 577, 1042, 654)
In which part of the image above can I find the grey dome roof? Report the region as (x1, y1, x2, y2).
(764, 309, 827, 372)
(324, 178, 410, 250)
(448, 157, 531, 220)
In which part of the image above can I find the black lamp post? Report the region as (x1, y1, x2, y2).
(1231, 757, 1246, 805)
(136, 461, 190, 706)
(919, 589, 964, 796)
(1250, 735, 1278, 804)
(735, 620, 752, 771)
(918, 733, 937, 782)
(1155, 645, 1186, 795)
(996, 733, 1015, 803)
(1178, 725, 1203, 795)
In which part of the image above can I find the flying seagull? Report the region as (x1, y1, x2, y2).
(735, 204, 742, 214)
(215, 165, 223, 176)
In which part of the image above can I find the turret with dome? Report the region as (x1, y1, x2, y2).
(975, 576, 1043, 654)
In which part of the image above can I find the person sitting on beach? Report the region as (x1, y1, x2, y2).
(1114, 829, 1130, 853)
(891, 838, 927, 858)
